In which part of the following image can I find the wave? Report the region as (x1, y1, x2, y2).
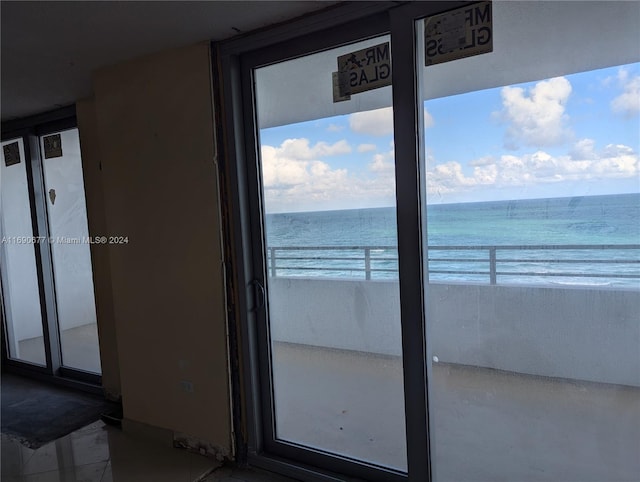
(549, 279, 612, 287)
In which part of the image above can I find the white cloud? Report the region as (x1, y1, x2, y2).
(498, 77, 573, 149)
(327, 123, 344, 132)
(426, 140, 639, 197)
(424, 107, 435, 128)
(601, 75, 614, 88)
(428, 162, 478, 192)
(597, 144, 638, 177)
(469, 155, 496, 167)
(270, 138, 351, 162)
(570, 138, 598, 161)
(261, 138, 350, 189)
(369, 150, 395, 174)
(312, 139, 351, 157)
(357, 143, 377, 153)
(611, 68, 640, 116)
(347, 106, 432, 136)
(261, 139, 395, 212)
(349, 107, 393, 136)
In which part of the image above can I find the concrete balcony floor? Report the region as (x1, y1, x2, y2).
(15, 323, 101, 374)
(272, 342, 640, 481)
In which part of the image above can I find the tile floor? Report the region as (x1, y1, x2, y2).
(1, 420, 295, 482)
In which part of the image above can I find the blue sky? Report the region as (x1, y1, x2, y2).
(259, 63, 639, 213)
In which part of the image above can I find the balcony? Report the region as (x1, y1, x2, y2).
(16, 323, 101, 374)
(266, 245, 640, 479)
(272, 342, 639, 480)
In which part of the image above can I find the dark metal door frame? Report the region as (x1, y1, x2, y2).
(1, 107, 102, 390)
(217, 2, 473, 480)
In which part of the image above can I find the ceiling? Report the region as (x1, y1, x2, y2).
(0, 1, 339, 122)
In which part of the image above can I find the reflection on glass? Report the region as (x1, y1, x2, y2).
(41, 129, 101, 374)
(255, 35, 407, 470)
(418, 6, 640, 480)
(0, 138, 46, 365)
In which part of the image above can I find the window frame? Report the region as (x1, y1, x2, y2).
(1, 107, 102, 391)
(216, 2, 473, 480)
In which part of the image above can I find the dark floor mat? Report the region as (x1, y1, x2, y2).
(1, 373, 119, 449)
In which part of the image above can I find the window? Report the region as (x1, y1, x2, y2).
(219, 2, 640, 480)
(1, 115, 101, 384)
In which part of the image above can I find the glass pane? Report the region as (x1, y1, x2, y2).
(0, 138, 46, 365)
(255, 36, 407, 470)
(418, 3, 639, 481)
(41, 129, 101, 374)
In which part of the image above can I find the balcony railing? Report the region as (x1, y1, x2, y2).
(266, 244, 640, 286)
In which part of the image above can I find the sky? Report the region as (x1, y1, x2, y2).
(259, 62, 640, 213)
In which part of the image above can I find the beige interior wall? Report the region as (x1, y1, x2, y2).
(79, 41, 231, 454)
(76, 98, 121, 401)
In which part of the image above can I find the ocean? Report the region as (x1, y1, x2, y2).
(265, 193, 640, 288)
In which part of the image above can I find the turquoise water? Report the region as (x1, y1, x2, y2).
(265, 193, 640, 287)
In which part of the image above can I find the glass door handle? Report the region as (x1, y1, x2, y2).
(250, 279, 265, 311)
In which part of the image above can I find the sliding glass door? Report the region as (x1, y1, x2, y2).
(244, 27, 408, 479)
(414, 2, 639, 481)
(40, 129, 100, 374)
(1, 124, 101, 380)
(223, 2, 639, 480)
(1, 137, 47, 365)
